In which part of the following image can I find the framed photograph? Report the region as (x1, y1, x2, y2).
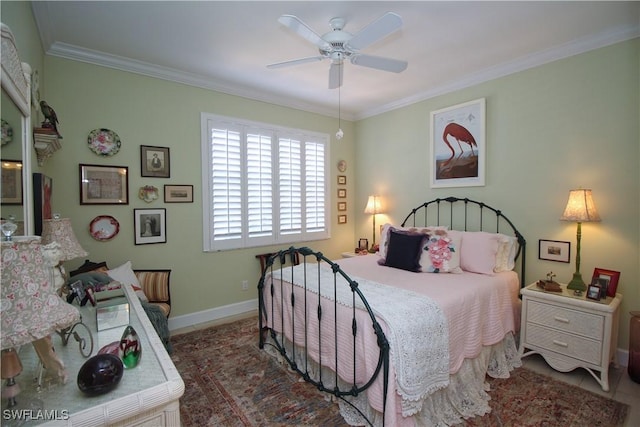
(33, 172, 53, 235)
(164, 185, 194, 203)
(134, 208, 166, 245)
(430, 98, 486, 188)
(337, 201, 346, 211)
(1, 160, 22, 204)
(141, 145, 170, 178)
(338, 188, 346, 198)
(586, 284, 601, 300)
(337, 175, 347, 185)
(358, 238, 369, 251)
(591, 277, 609, 299)
(592, 268, 620, 297)
(338, 214, 347, 224)
(80, 164, 128, 205)
(538, 239, 570, 263)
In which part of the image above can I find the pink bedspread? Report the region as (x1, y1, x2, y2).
(261, 253, 521, 426)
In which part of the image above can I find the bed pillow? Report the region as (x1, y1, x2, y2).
(106, 261, 148, 302)
(494, 234, 518, 272)
(378, 223, 447, 259)
(378, 228, 428, 272)
(421, 229, 463, 273)
(459, 231, 501, 275)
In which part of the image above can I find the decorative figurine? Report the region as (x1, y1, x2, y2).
(40, 100, 63, 138)
(119, 325, 142, 369)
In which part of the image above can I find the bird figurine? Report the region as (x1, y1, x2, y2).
(40, 100, 62, 138)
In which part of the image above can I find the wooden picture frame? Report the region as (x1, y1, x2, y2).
(80, 164, 128, 205)
(140, 145, 170, 178)
(33, 172, 53, 235)
(164, 185, 194, 203)
(337, 188, 346, 198)
(592, 268, 620, 297)
(338, 214, 347, 224)
(1, 160, 22, 205)
(538, 239, 571, 263)
(586, 283, 601, 300)
(430, 98, 486, 188)
(337, 175, 346, 185)
(337, 201, 346, 211)
(134, 208, 166, 245)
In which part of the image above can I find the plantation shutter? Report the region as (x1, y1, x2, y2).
(246, 129, 273, 241)
(305, 141, 325, 233)
(278, 137, 302, 235)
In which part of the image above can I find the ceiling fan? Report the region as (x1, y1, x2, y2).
(267, 12, 408, 89)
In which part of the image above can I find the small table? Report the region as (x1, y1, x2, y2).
(1, 284, 184, 426)
(519, 282, 622, 391)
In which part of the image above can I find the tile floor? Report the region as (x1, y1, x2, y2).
(522, 354, 640, 426)
(173, 314, 640, 426)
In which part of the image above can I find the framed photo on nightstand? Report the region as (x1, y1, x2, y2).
(586, 283, 601, 300)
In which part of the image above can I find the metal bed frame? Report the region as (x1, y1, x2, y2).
(258, 197, 526, 426)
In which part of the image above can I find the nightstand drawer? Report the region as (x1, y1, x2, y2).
(526, 323, 602, 365)
(527, 300, 604, 339)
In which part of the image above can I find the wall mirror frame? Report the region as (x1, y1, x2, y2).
(1, 23, 33, 235)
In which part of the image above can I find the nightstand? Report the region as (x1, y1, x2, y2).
(519, 282, 622, 391)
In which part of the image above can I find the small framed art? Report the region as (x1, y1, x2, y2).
(337, 175, 347, 185)
(164, 185, 194, 203)
(141, 145, 170, 178)
(80, 164, 128, 205)
(338, 188, 346, 198)
(337, 201, 346, 211)
(586, 283, 601, 300)
(1, 160, 22, 205)
(592, 268, 620, 298)
(538, 239, 570, 263)
(338, 214, 347, 224)
(134, 208, 166, 245)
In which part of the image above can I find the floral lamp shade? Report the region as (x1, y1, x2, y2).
(1, 239, 79, 350)
(41, 217, 88, 262)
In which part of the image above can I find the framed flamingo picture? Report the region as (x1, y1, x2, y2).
(430, 98, 486, 188)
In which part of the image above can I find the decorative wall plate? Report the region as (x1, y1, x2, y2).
(89, 215, 119, 241)
(1, 119, 13, 145)
(138, 185, 159, 203)
(88, 128, 121, 156)
(337, 159, 347, 172)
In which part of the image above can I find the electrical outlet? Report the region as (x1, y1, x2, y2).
(242, 280, 249, 291)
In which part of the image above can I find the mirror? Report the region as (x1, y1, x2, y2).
(1, 23, 33, 235)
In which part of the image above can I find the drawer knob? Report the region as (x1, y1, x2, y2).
(554, 316, 570, 323)
(553, 339, 568, 348)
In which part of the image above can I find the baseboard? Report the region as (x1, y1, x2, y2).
(168, 298, 258, 331)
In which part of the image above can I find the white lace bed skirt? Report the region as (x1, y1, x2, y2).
(263, 331, 521, 427)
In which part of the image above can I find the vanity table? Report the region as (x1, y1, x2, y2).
(1, 284, 184, 426)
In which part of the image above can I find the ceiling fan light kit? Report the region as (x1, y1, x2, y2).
(268, 12, 408, 89)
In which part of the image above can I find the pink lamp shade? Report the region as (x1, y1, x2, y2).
(41, 217, 88, 262)
(1, 239, 80, 350)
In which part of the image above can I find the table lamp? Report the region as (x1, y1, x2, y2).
(41, 215, 88, 289)
(560, 189, 601, 291)
(364, 195, 385, 253)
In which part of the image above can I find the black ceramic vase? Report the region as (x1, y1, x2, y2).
(77, 354, 124, 396)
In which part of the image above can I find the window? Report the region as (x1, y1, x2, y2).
(201, 113, 330, 251)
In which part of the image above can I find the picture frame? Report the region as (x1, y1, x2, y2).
(591, 277, 609, 300)
(358, 238, 369, 251)
(338, 214, 347, 224)
(586, 283, 601, 300)
(337, 175, 347, 185)
(337, 201, 346, 211)
(538, 239, 571, 263)
(33, 172, 53, 235)
(430, 98, 486, 188)
(164, 184, 194, 203)
(592, 268, 620, 297)
(337, 188, 346, 198)
(79, 164, 128, 205)
(140, 145, 170, 178)
(1, 160, 22, 204)
(134, 208, 166, 245)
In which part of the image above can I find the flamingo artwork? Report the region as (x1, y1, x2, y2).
(435, 121, 479, 180)
(442, 122, 476, 166)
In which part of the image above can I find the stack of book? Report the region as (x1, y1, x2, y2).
(33, 127, 61, 166)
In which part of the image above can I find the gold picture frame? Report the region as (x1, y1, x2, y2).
(80, 164, 129, 205)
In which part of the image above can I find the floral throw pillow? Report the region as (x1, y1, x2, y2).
(421, 230, 463, 273)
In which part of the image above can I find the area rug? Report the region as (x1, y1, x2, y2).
(170, 317, 628, 426)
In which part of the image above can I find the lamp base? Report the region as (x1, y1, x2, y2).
(566, 272, 587, 292)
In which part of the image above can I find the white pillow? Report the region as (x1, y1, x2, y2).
(106, 261, 148, 302)
(494, 234, 518, 272)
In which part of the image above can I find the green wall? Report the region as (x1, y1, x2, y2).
(355, 39, 640, 349)
(2, 3, 638, 351)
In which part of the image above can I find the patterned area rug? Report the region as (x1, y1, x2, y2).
(170, 316, 628, 426)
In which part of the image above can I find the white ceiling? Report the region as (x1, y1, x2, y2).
(31, 1, 639, 120)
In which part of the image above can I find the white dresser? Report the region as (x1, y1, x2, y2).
(519, 282, 622, 391)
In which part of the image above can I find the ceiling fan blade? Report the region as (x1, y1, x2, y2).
(278, 15, 332, 51)
(267, 56, 325, 69)
(350, 54, 408, 73)
(345, 12, 403, 51)
(328, 62, 343, 89)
